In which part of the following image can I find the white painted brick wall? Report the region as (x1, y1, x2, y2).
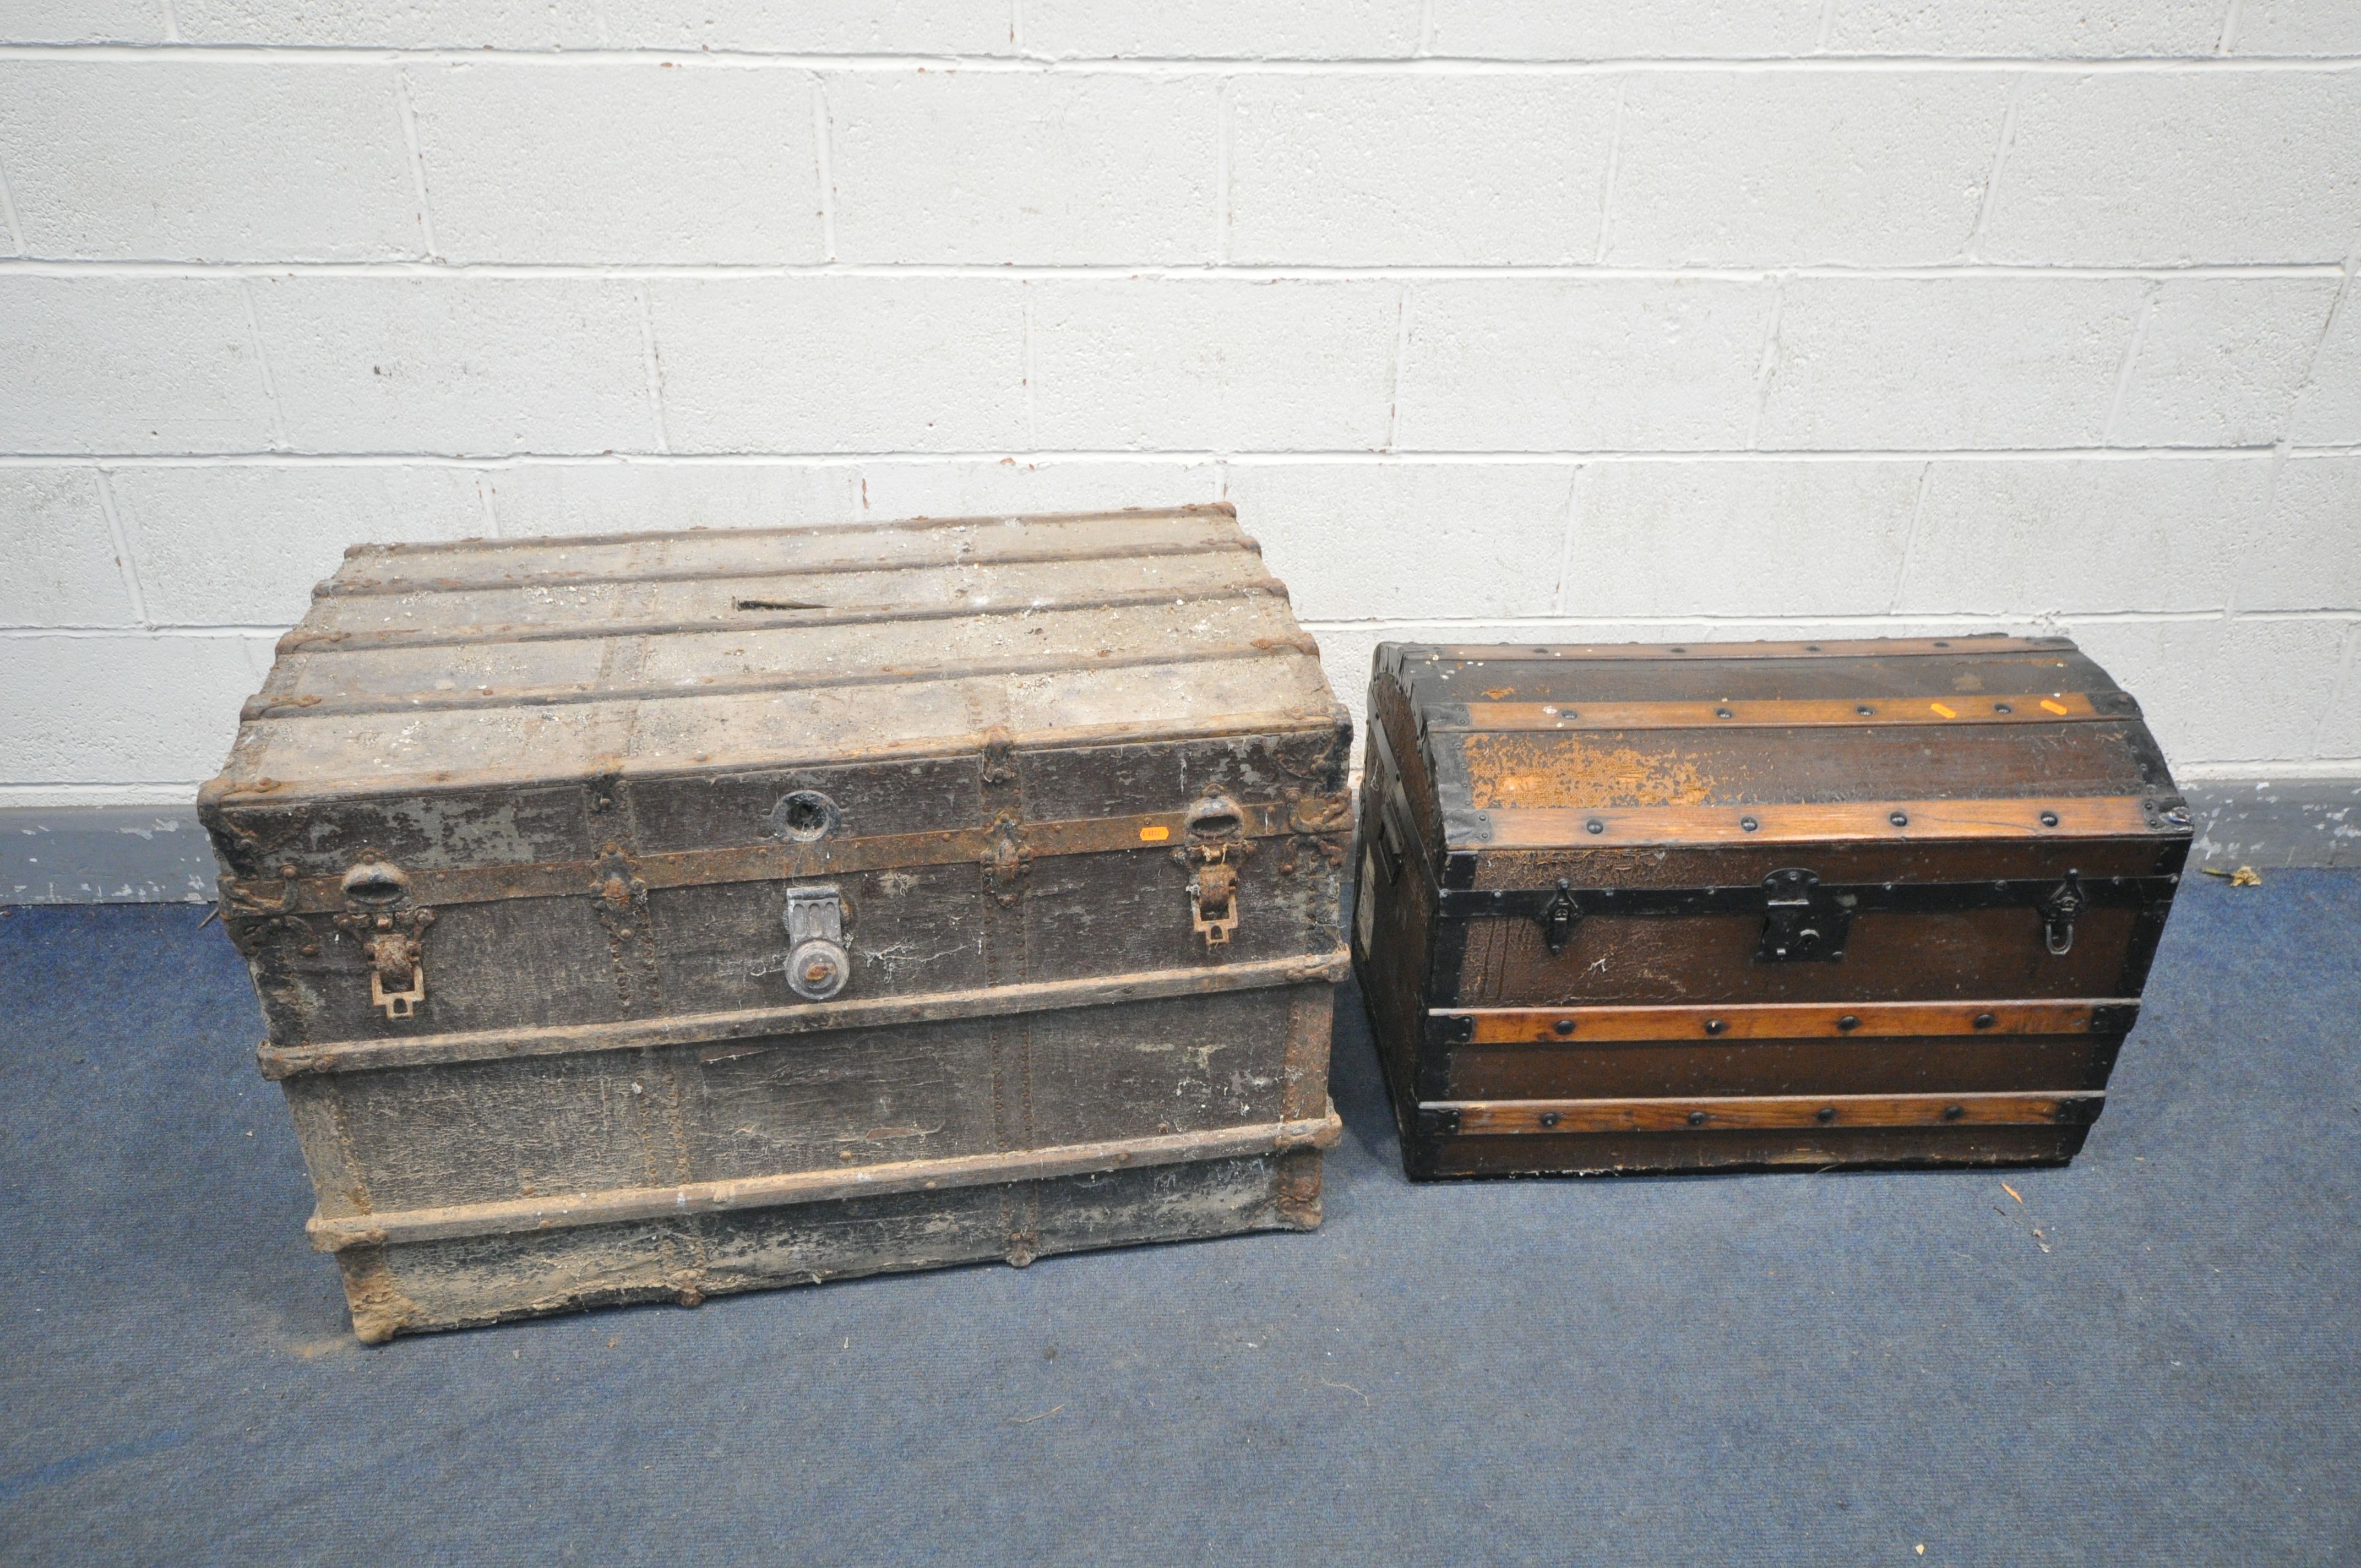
(650, 278, 1029, 451)
(1228, 77, 1618, 265)
(0, 8, 2355, 815)
(1606, 74, 2013, 267)
(1397, 279, 1771, 450)
(1757, 277, 2145, 448)
(1982, 73, 2361, 265)
(404, 62, 823, 265)
(830, 75, 1218, 264)
(0, 62, 420, 262)
(1031, 281, 1397, 450)
(248, 277, 656, 454)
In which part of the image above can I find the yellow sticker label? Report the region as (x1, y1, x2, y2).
(1139, 825, 1171, 842)
(2039, 698, 2070, 715)
(1929, 701, 1957, 718)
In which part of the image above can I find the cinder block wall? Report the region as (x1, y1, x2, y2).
(3, 5, 2357, 867)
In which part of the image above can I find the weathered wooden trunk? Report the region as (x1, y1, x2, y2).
(201, 505, 1351, 1341)
(1353, 635, 2189, 1180)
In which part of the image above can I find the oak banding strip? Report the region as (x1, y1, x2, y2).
(324, 536, 1256, 598)
(1431, 693, 2109, 732)
(245, 637, 1318, 721)
(1466, 795, 2164, 848)
(1438, 999, 2138, 1045)
(346, 503, 1238, 561)
(280, 571, 1287, 655)
(258, 947, 1353, 1080)
(306, 1104, 1344, 1251)
(1437, 1092, 2101, 1135)
(202, 706, 1346, 808)
(225, 794, 1349, 916)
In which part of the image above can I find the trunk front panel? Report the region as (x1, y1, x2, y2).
(287, 985, 1320, 1216)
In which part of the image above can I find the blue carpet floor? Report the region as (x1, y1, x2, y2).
(1, 873, 2355, 1567)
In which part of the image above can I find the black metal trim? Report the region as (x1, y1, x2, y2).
(1435, 873, 2179, 921)
(2086, 1002, 2142, 1035)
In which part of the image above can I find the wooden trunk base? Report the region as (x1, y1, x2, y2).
(335, 1148, 1325, 1343)
(1407, 1123, 2092, 1181)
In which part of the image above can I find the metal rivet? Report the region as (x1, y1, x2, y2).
(1836, 1015, 1860, 1032)
(1715, 707, 1734, 719)
(1804, 644, 1822, 652)
(1994, 703, 2013, 714)
(1704, 1019, 1727, 1036)
(1856, 705, 1875, 716)
(1814, 1107, 1837, 1124)
(1586, 818, 1605, 835)
(1941, 1104, 1966, 1123)
(1889, 810, 1910, 827)
(1667, 646, 1687, 654)
(1933, 639, 1951, 647)
(1740, 816, 1759, 832)
(1974, 1011, 1997, 1030)
(1539, 1112, 1562, 1129)
(1553, 1019, 1576, 1036)
(2040, 810, 2060, 827)
(1687, 1110, 1709, 1127)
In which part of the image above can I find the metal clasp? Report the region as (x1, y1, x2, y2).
(979, 812, 1030, 906)
(1755, 868, 1852, 963)
(333, 857, 434, 1021)
(1189, 844, 1242, 946)
(1541, 879, 1580, 956)
(366, 919, 429, 1020)
(782, 884, 850, 1000)
(2040, 869, 2085, 956)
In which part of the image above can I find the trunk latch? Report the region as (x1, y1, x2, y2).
(1542, 879, 1580, 955)
(1189, 845, 1242, 946)
(783, 884, 851, 1000)
(334, 857, 434, 1020)
(1755, 868, 1852, 963)
(2040, 869, 2085, 956)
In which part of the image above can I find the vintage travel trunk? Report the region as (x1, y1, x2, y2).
(200, 504, 1351, 1341)
(1353, 635, 2190, 1180)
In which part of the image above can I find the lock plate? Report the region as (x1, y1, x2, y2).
(1754, 868, 1853, 963)
(1189, 845, 1242, 946)
(782, 884, 850, 1001)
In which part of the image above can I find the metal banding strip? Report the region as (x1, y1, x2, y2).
(1455, 795, 2179, 849)
(224, 794, 1351, 917)
(1428, 692, 2121, 732)
(1408, 636, 2069, 662)
(259, 949, 1353, 1079)
(305, 1104, 1345, 1252)
(1429, 1091, 2102, 1136)
(244, 636, 1320, 721)
(1431, 999, 2139, 1044)
(279, 572, 1288, 654)
(323, 536, 1258, 598)
(1435, 874, 2176, 921)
